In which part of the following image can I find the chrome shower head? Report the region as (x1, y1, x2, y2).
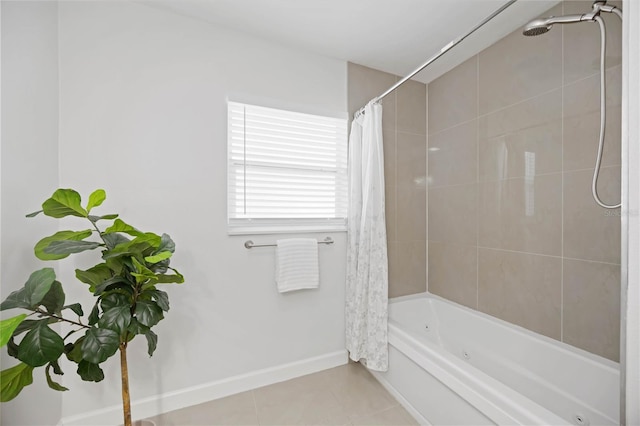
(522, 14, 592, 36)
(523, 18, 553, 36)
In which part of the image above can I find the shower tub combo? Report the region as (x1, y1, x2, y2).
(371, 294, 619, 426)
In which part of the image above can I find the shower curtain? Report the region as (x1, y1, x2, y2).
(345, 101, 389, 372)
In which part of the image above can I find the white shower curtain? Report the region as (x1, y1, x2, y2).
(345, 101, 389, 372)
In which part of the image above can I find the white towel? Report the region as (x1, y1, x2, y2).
(275, 238, 319, 293)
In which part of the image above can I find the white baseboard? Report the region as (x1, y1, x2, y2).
(60, 350, 348, 426)
(369, 370, 432, 426)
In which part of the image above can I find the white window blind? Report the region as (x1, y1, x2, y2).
(227, 101, 348, 234)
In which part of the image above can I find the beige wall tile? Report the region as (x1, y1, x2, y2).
(387, 241, 398, 294)
(428, 56, 477, 134)
(397, 79, 426, 135)
(563, 166, 621, 263)
(478, 5, 562, 115)
(478, 174, 562, 256)
(563, 66, 622, 171)
(397, 186, 426, 242)
(347, 62, 397, 130)
(428, 241, 477, 309)
(562, 0, 622, 85)
(478, 248, 562, 339)
(385, 184, 396, 243)
(396, 131, 427, 188)
(563, 258, 620, 361)
(428, 183, 477, 246)
(389, 241, 426, 298)
(428, 119, 477, 188)
(478, 89, 562, 182)
(383, 128, 397, 188)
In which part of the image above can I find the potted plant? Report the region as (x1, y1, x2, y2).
(0, 188, 184, 426)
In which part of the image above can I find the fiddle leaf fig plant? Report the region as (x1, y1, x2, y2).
(0, 188, 184, 426)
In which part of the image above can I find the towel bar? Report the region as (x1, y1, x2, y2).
(244, 237, 334, 249)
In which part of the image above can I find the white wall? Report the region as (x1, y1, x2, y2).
(56, 1, 348, 423)
(0, 2, 62, 425)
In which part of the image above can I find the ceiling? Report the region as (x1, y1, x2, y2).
(141, 0, 559, 84)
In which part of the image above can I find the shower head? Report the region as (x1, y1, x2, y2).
(522, 13, 592, 36)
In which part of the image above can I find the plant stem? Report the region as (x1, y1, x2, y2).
(34, 309, 90, 329)
(120, 343, 132, 426)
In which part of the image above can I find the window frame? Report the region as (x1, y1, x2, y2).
(226, 101, 348, 235)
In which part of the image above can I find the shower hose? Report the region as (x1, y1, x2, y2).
(592, 14, 621, 209)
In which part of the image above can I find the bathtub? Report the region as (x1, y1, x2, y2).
(370, 293, 619, 426)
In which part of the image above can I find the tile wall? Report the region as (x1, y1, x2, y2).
(347, 63, 428, 298)
(427, 0, 622, 361)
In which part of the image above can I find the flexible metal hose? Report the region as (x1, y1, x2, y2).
(591, 15, 621, 209)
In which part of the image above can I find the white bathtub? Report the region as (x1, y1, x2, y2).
(370, 293, 619, 426)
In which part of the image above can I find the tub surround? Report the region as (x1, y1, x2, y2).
(347, 63, 428, 299)
(426, 0, 622, 362)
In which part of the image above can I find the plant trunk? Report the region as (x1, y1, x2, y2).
(120, 344, 132, 426)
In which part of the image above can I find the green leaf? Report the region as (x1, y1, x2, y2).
(0, 314, 27, 347)
(127, 318, 149, 336)
(157, 233, 176, 254)
(25, 268, 56, 306)
(35, 230, 93, 261)
(102, 233, 130, 250)
(144, 329, 158, 357)
(40, 281, 65, 315)
(144, 251, 172, 264)
(45, 363, 68, 392)
(63, 303, 84, 317)
(88, 301, 100, 326)
(77, 360, 104, 382)
(17, 322, 64, 367)
(131, 257, 158, 284)
(75, 264, 112, 290)
(135, 300, 163, 328)
(155, 268, 185, 284)
(41, 188, 87, 218)
(98, 306, 131, 335)
(0, 363, 34, 402)
(50, 359, 63, 375)
(104, 219, 144, 237)
(7, 337, 19, 358)
(12, 319, 48, 337)
(81, 328, 119, 364)
(86, 189, 106, 213)
(65, 337, 84, 363)
(148, 289, 169, 312)
(26, 209, 43, 218)
(100, 293, 130, 311)
(0, 288, 31, 311)
(44, 240, 102, 256)
(93, 276, 130, 296)
(88, 214, 119, 222)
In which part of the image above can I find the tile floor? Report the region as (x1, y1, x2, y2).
(146, 362, 418, 425)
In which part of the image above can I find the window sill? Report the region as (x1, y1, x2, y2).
(228, 224, 347, 236)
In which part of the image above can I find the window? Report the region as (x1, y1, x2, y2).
(227, 101, 348, 234)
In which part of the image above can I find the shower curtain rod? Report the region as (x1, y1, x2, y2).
(354, 0, 518, 119)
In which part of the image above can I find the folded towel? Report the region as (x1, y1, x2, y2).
(275, 238, 319, 293)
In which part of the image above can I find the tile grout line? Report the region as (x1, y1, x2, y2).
(476, 53, 480, 310)
(430, 64, 622, 139)
(427, 164, 622, 191)
(426, 80, 429, 294)
(560, 8, 565, 343)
